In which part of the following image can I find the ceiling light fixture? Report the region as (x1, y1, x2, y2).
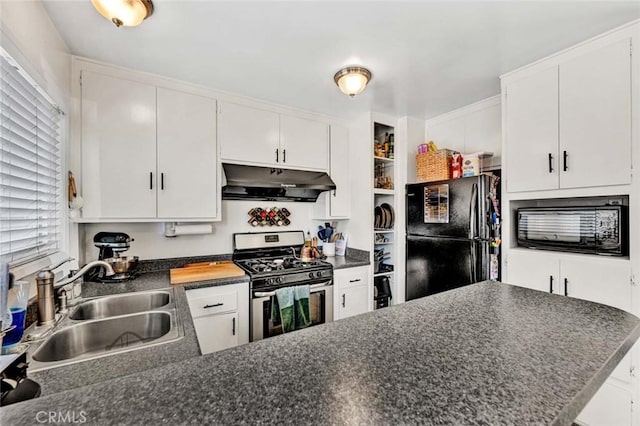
(333, 66, 372, 97)
(91, 0, 154, 27)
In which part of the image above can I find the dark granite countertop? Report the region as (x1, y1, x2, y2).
(26, 269, 249, 395)
(4, 281, 638, 425)
(324, 247, 370, 270)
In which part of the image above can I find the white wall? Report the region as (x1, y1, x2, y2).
(81, 200, 318, 261)
(0, 0, 70, 108)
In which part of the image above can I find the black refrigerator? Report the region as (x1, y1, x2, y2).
(406, 175, 499, 301)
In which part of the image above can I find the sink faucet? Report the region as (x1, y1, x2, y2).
(36, 260, 115, 326)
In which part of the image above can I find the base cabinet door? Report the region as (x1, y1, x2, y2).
(577, 381, 632, 426)
(337, 285, 369, 320)
(192, 312, 238, 354)
(334, 266, 371, 320)
(505, 250, 560, 294)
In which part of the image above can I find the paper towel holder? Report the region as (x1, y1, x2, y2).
(164, 222, 214, 238)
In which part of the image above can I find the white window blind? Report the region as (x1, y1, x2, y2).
(0, 50, 63, 266)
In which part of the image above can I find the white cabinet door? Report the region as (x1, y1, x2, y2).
(218, 102, 280, 166)
(505, 250, 560, 294)
(561, 256, 631, 313)
(81, 71, 157, 218)
(157, 88, 217, 219)
(559, 38, 632, 189)
(505, 67, 559, 193)
(577, 381, 632, 426)
(280, 114, 329, 171)
(338, 285, 369, 320)
(329, 125, 350, 218)
(192, 312, 239, 355)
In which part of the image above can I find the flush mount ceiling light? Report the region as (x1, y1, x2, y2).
(91, 0, 154, 27)
(333, 66, 372, 97)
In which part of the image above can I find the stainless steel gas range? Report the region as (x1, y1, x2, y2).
(232, 230, 333, 341)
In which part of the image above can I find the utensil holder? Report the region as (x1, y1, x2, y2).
(323, 242, 336, 257)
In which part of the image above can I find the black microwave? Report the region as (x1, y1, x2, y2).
(516, 206, 628, 256)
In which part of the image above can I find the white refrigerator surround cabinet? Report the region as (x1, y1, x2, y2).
(218, 101, 329, 171)
(79, 67, 219, 221)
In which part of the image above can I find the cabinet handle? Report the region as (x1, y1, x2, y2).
(283, 149, 286, 163)
(333, 189, 336, 197)
(549, 276, 553, 294)
(149, 172, 153, 190)
(342, 294, 346, 308)
(161, 173, 164, 190)
(276, 148, 279, 163)
(232, 317, 236, 336)
(203, 302, 223, 309)
(563, 151, 568, 172)
(548, 153, 553, 173)
(349, 279, 361, 283)
(564, 278, 568, 296)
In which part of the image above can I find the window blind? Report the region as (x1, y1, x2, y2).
(0, 50, 63, 265)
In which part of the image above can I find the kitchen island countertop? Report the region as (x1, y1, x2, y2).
(3, 281, 639, 425)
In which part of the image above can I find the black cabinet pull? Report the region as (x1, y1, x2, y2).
(564, 278, 568, 296)
(349, 279, 361, 283)
(161, 173, 164, 190)
(283, 149, 286, 163)
(203, 302, 223, 309)
(275, 148, 279, 163)
(149, 172, 153, 189)
(548, 153, 553, 173)
(549, 276, 553, 293)
(232, 317, 236, 336)
(563, 151, 568, 172)
(342, 294, 346, 308)
(333, 189, 336, 197)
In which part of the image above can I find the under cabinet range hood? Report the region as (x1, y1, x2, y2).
(221, 163, 336, 202)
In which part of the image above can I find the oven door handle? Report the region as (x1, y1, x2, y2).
(253, 281, 332, 298)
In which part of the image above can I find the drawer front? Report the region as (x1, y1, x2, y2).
(336, 266, 369, 288)
(187, 289, 238, 317)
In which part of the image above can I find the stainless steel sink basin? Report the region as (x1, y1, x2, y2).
(27, 288, 183, 371)
(69, 290, 171, 320)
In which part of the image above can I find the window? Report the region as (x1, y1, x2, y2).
(0, 48, 64, 266)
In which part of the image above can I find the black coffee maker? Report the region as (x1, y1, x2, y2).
(86, 232, 138, 282)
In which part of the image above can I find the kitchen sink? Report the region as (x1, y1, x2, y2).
(69, 290, 172, 320)
(26, 288, 183, 371)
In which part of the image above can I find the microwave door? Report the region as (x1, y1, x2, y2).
(518, 209, 597, 253)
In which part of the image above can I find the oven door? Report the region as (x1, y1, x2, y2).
(251, 281, 333, 341)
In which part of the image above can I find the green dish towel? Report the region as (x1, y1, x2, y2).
(274, 285, 311, 333)
(275, 287, 295, 333)
(294, 285, 311, 329)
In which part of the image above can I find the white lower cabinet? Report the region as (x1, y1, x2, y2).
(577, 381, 632, 426)
(334, 266, 371, 320)
(186, 282, 249, 355)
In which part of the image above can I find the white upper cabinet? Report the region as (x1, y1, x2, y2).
(559, 38, 632, 189)
(505, 67, 559, 193)
(79, 67, 220, 221)
(219, 101, 329, 171)
(218, 102, 280, 166)
(81, 71, 157, 219)
(157, 88, 217, 219)
(314, 124, 350, 219)
(503, 37, 632, 193)
(280, 114, 329, 170)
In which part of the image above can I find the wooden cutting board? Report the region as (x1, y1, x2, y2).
(170, 261, 246, 285)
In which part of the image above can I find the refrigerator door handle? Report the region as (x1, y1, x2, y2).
(469, 183, 478, 239)
(470, 242, 477, 283)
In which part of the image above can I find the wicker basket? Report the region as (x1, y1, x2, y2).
(416, 149, 453, 182)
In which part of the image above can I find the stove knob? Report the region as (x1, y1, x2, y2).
(309, 272, 314, 279)
(268, 278, 274, 285)
(276, 277, 283, 284)
(316, 271, 322, 278)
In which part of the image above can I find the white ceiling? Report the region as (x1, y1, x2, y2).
(42, 0, 640, 120)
